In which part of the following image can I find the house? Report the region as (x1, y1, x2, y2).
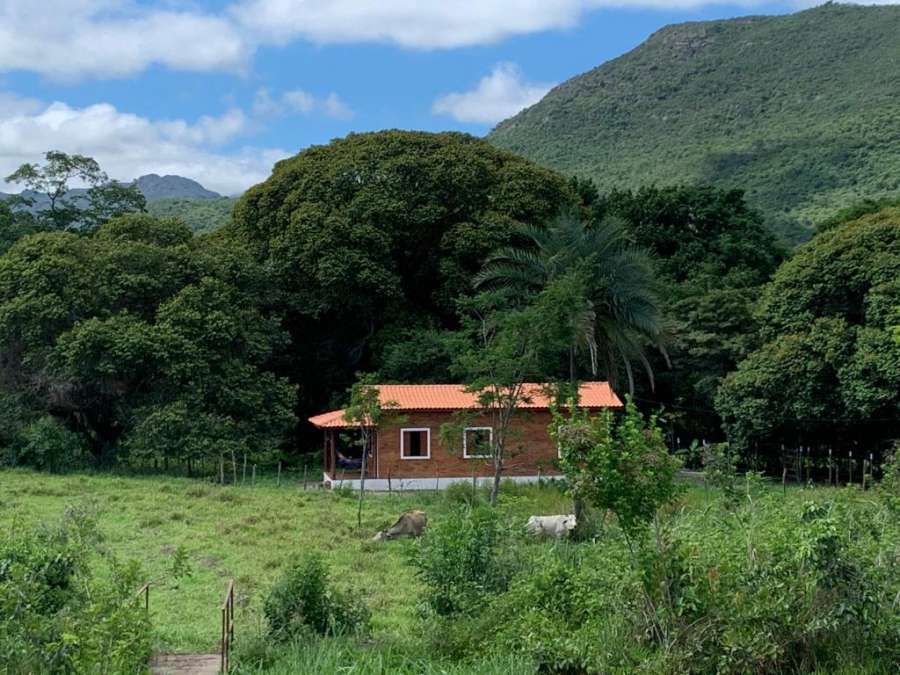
(309, 382, 623, 491)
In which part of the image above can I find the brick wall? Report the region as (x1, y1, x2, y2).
(375, 410, 563, 480)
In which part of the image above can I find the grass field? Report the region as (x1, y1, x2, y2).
(0, 468, 570, 656)
(3, 468, 896, 673)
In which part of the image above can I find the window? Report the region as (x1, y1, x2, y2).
(400, 428, 431, 460)
(463, 427, 493, 459)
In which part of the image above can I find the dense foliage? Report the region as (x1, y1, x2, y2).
(0, 213, 295, 467)
(554, 398, 682, 538)
(489, 3, 900, 241)
(411, 482, 900, 674)
(476, 211, 664, 392)
(263, 553, 368, 640)
(226, 130, 575, 433)
(0, 200, 44, 256)
(592, 185, 784, 441)
(147, 196, 237, 233)
(5, 150, 147, 231)
(716, 207, 900, 453)
(0, 506, 150, 673)
(409, 505, 510, 616)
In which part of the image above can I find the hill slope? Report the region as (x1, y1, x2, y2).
(488, 3, 900, 241)
(147, 196, 236, 233)
(134, 174, 221, 200)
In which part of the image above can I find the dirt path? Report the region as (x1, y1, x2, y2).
(149, 653, 220, 675)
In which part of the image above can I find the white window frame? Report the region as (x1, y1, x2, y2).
(400, 428, 431, 460)
(463, 427, 493, 459)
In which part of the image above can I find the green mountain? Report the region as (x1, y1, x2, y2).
(488, 3, 900, 241)
(147, 196, 236, 233)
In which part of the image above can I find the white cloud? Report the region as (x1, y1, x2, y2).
(0, 98, 287, 195)
(0, 1, 895, 78)
(282, 90, 316, 115)
(320, 93, 354, 120)
(0, 91, 42, 117)
(432, 63, 554, 124)
(231, 1, 898, 51)
(0, 1, 249, 80)
(255, 88, 354, 119)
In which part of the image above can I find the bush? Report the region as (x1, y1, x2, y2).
(409, 505, 512, 616)
(443, 480, 486, 507)
(878, 446, 900, 514)
(263, 553, 368, 640)
(0, 506, 150, 673)
(423, 489, 900, 674)
(14, 416, 87, 472)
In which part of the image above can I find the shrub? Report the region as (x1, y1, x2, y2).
(409, 505, 512, 616)
(263, 553, 368, 640)
(443, 480, 486, 507)
(553, 397, 682, 540)
(0, 507, 150, 673)
(878, 446, 900, 514)
(702, 442, 741, 505)
(424, 489, 900, 674)
(15, 416, 87, 472)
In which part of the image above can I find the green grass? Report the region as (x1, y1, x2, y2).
(0, 469, 570, 655)
(4, 469, 893, 673)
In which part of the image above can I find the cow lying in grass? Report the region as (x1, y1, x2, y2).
(372, 510, 427, 541)
(526, 514, 577, 539)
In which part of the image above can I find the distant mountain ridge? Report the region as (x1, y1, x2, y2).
(133, 174, 220, 200)
(488, 3, 900, 241)
(0, 173, 221, 207)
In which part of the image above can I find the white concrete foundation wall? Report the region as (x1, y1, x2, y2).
(323, 473, 560, 491)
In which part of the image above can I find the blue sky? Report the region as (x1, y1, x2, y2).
(0, 1, 889, 195)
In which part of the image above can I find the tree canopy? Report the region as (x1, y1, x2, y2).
(226, 130, 576, 429)
(592, 185, 784, 441)
(0, 214, 294, 467)
(716, 207, 900, 452)
(5, 151, 147, 231)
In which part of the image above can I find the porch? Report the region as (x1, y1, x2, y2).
(322, 427, 378, 482)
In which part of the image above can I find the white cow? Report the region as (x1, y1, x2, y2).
(525, 514, 577, 539)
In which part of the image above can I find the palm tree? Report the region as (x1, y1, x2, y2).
(474, 211, 665, 394)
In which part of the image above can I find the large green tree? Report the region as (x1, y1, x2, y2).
(592, 186, 784, 441)
(0, 201, 44, 256)
(226, 130, 575, 435)
(716, 207, 900, 454)
(0, 214, 295, 466)
(5, 151, 146, 231)
(474, 211, 664, 394)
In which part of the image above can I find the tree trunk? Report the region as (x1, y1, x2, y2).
(357, 430, 368, 530)
(490, 453, 503, 506)
(572, 495, 587, 540)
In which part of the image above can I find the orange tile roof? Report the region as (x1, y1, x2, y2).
(309, 382, 622, 428)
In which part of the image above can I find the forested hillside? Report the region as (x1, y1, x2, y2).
(489, 3, 900, 242)
(147, 196, 236, 232)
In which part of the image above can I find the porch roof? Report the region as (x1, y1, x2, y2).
(309, 382, 622, 429)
